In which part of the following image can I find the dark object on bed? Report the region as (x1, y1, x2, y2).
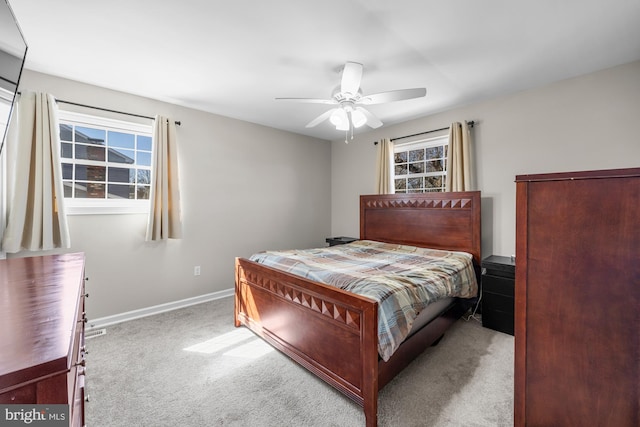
(325, 236, 358, 246)
(235, 191, 481, 427)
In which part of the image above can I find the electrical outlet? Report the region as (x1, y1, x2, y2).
(194, 266, 201, 276)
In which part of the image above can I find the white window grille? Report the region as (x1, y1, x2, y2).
(393, 135, 448, 193)
(58, 110, 153, 214)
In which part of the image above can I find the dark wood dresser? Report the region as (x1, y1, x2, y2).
(515, 168, 639, 427)
(0, 253, 87, 427)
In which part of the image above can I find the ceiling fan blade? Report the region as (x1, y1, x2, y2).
(276, 97, 337, 105)
(356, 107, 383, 129)
(340, 62, 363, 97)
(305, 108, 338, 128)
(359, 88, 426, 105)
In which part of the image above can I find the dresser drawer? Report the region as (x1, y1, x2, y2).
(0, 383, 36, 404)
(69, 286, 86, 426)
(72, 369, 85, 427)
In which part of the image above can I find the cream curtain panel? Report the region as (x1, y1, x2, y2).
(375, 138, 394, 194)
(445, 121, 474, 192)
(146, 115, 182, 241)
(1, 92, 70, 253)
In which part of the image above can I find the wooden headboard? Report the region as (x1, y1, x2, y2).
(360, 191, 482, 265)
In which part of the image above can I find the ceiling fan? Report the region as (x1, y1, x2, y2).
(276, 61, 426, 141)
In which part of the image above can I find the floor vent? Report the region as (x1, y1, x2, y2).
(85, 328, 107, 339)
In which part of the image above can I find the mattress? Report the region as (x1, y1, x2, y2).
(249, 240, 478, 361)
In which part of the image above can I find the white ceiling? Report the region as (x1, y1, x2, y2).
(8, 0, 640, 141)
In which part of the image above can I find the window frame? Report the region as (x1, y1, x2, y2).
(58, 110, 153, 215)
(0, 90, 9, 259)
(0, 87, 12, 149)
(393, 135, 449, 193)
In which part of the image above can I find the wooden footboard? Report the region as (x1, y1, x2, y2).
(235, 257, 380, 427)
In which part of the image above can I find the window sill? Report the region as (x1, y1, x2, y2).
(64, 199, 150, 215)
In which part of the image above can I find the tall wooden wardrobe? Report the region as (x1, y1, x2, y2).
(514, 167, 639, 427)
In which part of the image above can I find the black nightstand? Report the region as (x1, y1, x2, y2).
(481, 255, 515, 335)
(325, 236, 357, 246)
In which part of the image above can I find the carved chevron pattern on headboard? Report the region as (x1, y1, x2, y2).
(364, 197, 473, 209)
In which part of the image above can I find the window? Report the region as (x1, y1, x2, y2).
(58, 111, 153, 214)
(0, 88, 12, 146)
(393, 135, 448, 193)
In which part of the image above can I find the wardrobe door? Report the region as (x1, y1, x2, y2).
(515, 170, 640, 427)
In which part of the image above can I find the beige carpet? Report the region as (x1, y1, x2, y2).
(85, 297, 514, 426)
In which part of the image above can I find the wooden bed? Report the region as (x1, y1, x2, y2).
(234, 191, 481, 427)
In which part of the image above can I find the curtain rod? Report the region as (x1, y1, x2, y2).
(56, 99, 181, 126)
(16, 92, 181, 126)
(374, 120, 475, 145)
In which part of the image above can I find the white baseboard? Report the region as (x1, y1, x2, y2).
(87, 288, 234, 330)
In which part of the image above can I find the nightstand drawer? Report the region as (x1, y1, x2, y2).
(482, 308, 514, 336)
(483, 292, 514, 314)
(482, 255, 515, 279)
(482, 275, 514, 297)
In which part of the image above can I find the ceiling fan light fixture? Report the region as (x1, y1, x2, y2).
(350, 109, 367, 128)
(330, 108, 348, 130)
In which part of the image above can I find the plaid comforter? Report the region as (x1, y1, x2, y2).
(249, 240, 478, 361)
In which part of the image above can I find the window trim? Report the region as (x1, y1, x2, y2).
(58, 110, 153, 215)
(0, 94, 8, 258)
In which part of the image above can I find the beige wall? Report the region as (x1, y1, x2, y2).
(6, 60, 639, 319)
(9, 70, 332, 319)
(330, 60, 640, 258)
